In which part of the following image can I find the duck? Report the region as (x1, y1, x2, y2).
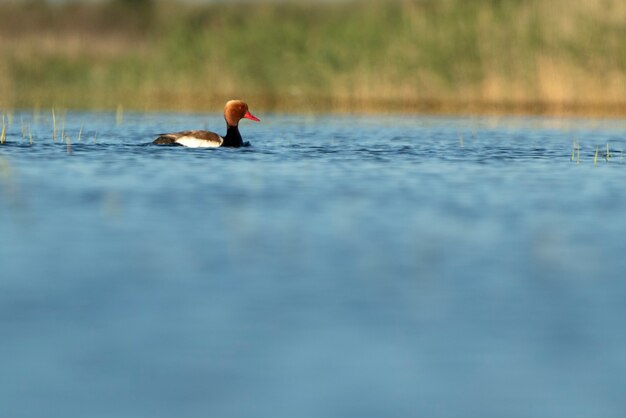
(153, 100, 260, 148)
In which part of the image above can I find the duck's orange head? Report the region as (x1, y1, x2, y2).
(224, 100, 260, 127)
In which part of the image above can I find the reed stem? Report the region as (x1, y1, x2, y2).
(61, 115, 65, 143)
(1, 114, 6, 144)
(116, 104, 124, 126)
(52, 107, 57, 143)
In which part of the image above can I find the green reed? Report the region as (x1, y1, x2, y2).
(1, 0, 625, 114)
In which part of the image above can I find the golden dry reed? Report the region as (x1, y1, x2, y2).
(1, 113, 6, 144)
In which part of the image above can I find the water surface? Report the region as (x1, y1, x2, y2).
(1, 112, 626, 418)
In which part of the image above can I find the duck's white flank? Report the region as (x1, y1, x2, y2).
(175, 136, 224, 148)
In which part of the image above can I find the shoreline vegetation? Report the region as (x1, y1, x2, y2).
(1, 0, 625, 116)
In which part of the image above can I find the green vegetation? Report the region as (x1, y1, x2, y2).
(1, 0, 625, 114)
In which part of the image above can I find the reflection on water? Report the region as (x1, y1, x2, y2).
(1, 113, 626, 418)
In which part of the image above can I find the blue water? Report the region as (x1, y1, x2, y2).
(1, 112, 626, 418)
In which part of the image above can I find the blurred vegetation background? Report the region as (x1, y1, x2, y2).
(1, 0, 625, 114)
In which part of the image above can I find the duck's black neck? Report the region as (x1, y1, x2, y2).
(222, 125, 243, 148)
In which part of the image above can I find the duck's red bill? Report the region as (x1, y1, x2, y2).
(244, 111, 260, 122)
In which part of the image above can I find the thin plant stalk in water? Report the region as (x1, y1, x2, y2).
(61, 115, 66, 143)
(116, 104, 124, 126)
(1, 114, 6, 144)
(52, 107, 56, 143)
(571, 140, 577, 162)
